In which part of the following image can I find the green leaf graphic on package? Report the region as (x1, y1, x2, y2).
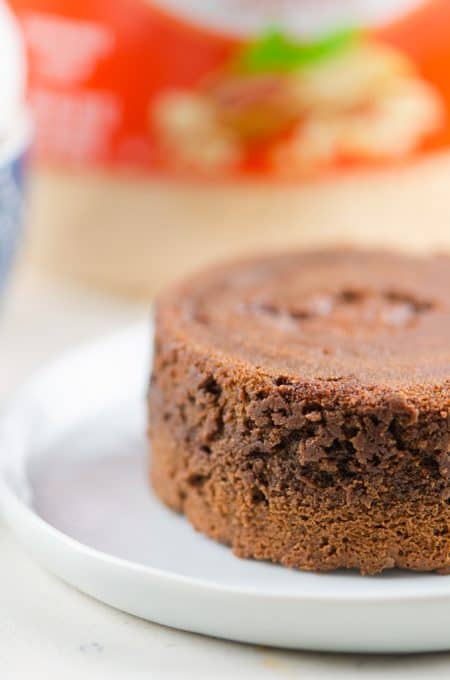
(237, 28, 359, 74)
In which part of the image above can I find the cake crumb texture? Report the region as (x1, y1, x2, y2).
(149, 250, 450, 574)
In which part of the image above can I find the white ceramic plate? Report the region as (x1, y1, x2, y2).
(1, 322, 450, 654)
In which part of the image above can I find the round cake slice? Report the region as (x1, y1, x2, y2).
(149, 250, 450, 575)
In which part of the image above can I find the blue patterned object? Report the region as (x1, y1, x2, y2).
(0, 138, 28, 291)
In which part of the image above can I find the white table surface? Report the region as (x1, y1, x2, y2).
(1, 267, 450, 679)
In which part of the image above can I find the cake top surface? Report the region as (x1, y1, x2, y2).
(158, 250, 450, 400)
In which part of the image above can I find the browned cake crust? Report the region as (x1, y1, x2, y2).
(149, 250, 450, 575)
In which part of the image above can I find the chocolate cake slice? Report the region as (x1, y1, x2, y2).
(149, 250, 450, 574)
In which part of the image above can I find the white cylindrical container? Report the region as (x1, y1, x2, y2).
(0, 1, 30, 291)
(0, 1, 26, 137)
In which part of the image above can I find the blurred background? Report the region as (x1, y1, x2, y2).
(2, 0, 450, 378)
(3, 0, 450, 300)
